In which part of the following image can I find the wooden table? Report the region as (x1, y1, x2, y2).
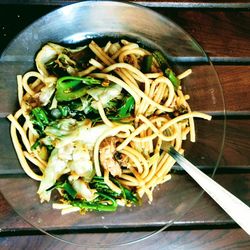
(0, 1, 249, 249)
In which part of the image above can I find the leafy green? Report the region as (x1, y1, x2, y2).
(50, 106, 70, 120)
(45, 45, 94, 77)
(31, 107, 50, 133)
(87, 83, 123, 109)
(44, 118, 78, 138)
(70, 193, 118, 212)
(118, 96, 135, 118)
(46, 174, 137, 213)
(111, 177, 138, 204)
(31, 139, 40, 150)
(66, 176, 137, 212)
(90, 176, 120, 198)
(90, 176, 138, 204)
(47, 181, 77, 199)
(45, 60, 67, 77)
(58, 105, 70, 117)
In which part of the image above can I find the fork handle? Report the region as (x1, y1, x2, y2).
(169, 147, 250, 235)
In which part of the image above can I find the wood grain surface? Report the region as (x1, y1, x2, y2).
(216, 66, 250, 113)
(1, 228, 249, 250)
(156, 9, 250, 59)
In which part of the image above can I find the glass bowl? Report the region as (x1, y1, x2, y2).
(0, 1, 226, 247)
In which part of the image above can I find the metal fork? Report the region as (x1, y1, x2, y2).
(167, 146, 250, 235)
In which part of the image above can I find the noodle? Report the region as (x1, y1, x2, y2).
(8, 116, 42, 181)
(96, 101, 115, 127)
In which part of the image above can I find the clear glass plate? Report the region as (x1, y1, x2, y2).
(0, 1, 226, 247)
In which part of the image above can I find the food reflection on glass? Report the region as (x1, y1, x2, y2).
(7, 39, 211, 215)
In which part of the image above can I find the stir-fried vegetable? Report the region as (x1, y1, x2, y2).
(70, 193, 118, 212)
(31, 48, 180, 209)
(37, 43, 93, 77)
(118, 96, 135, 118)
(55, 76, 101, 102)
(141, 55, 153, 73)
(31, 107, 50, 133)
(152, 50, 169, 71)
(152, 50, 181, 90)
(43, 119, 110, 147)
(47, 176, 138, 212)
(47, 181, 77, 199)
(20, 40, 193, 215)
(87, 83, 123, 108)
(165, 68, 180, 90)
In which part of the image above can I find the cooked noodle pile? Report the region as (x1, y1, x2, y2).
(7, 39, 211, 214)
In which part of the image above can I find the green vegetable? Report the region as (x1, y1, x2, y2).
(55, 76, 101, 102)
(45, 60, 66, 77)
(46, 175, 137, 213)
(165, 68, 180, 90)
(48, 178, 118, 212)
(38, 146, 49, 161)
(45, 45, 93, 77)
(152, 51, 180, 90)
(43, 119, 111, 149)
(152, 50, 169, 70)
(31, 107, 50, 132)
(68, 176, 137, 212)
(87, 83, 123, 109)
(91, 95, 135, 123)
(111, 177, 138, 204)
(70, 193, 117, 212)
(141, 55, 153, 73)
(58, 105, 70, 116)
(31, 139, 40, 150)
(47, 181, 77, 199)
(90, 176, 120, 198)
(44, 118, 78, 138)
(118, 96, 135, 118)
(90, 176, 138, 204)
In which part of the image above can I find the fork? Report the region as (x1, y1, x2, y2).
(167, 146, 250, 235)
